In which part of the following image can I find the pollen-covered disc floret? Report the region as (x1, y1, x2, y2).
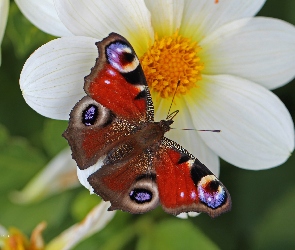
(140, 32, 204, 98)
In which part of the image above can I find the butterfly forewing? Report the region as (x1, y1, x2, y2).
(84, 33, 154, 122)
(63, 96, 135, 169)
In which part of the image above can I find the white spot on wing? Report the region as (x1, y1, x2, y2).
(107, 68, 116, 76)
(190, 191, 196, 199)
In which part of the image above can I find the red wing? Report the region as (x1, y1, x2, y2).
(154, 138, 231, 218)
(64, 33, 155, 170)
(63, 96, 135, 169)
(87, 150, 160, 214)
(84, 33, 154, 122)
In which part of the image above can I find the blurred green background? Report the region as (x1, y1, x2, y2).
(0, 1, 295, 249)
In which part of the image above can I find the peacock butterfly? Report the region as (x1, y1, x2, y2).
(63, 33, 231, 217)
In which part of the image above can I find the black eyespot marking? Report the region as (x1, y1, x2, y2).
(197, 175, 227, 209)
(106, 41, 137, 69)
(82, 104, 98, 126)
(130, 188, 153, 204)
(208, 180, 220, 192)
(190, 159, 212, 185)
(178, 154, 190, 164)
(135, 90, 147, 100)
(122, 51, 135, 63)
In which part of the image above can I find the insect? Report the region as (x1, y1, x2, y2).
(63, 33, 231, 217)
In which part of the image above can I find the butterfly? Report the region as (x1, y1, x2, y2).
(63, 33, 231, 217)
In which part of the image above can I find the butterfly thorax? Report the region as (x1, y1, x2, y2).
(104, 119, 173, 166)
(135, 119, 173, 146)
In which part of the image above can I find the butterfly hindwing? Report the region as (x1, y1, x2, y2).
(154, 138, 231, 217)
(87, 150, 160, 214)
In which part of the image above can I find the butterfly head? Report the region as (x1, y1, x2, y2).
(159, 119, 174, 133)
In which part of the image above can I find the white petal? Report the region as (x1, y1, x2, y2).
(188, 211, 199, 217)
(180, 0, 266, 41)
(77, 156, 105, 194)
(10, 148, 78, 204)
(0, 0, 9, 65)
(177, 211, 200, 219)
(200, 17, 295, 89)
(15, 0, 71, 37)
(186, 74, 294, 170)
(0, 224, 7, 236)
(54, 0, 153, 56)
(145, 0, 184, 37)
(176, 212, 188, 219)
(154, 96, 220, 176)
(30, 222, 46, 250)
(20, 36, 98, 120)
(46, 201, 115, 250)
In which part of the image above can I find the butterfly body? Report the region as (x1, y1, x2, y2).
(63, 33, 231, 217)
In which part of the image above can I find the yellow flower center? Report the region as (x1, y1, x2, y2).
(140, 32, 204, 98)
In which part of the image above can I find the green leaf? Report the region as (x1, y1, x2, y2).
(137, 219, 219, 250)
(42, 119, 68, 157)
(252, 186, 295, 250)
(0, 124, 9, 147)
(74, 212, 133, 250)
(71, 189, 102, 221)
(0, 137, 45, 192)
(0, 125, 73, 234)
(0, 191, 73, 235)
(5, 2, 54, 59)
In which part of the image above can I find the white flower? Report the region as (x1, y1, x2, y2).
(18, 0, 294, 177)
(9, 148, 115, 248)
(10, 148, 78, 204)
(177, 211, 199, 219)
(0, 0, 9, 66)
(0, 201, 115, 250)
(45, 201, 115, 250)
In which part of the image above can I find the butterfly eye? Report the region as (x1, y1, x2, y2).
(197, 175, 227, 209)
(82, 104, 98, 126)
(129, 188, 153, 204)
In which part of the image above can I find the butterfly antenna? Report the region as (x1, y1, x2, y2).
(167, 110, 179, 121)
(166, 80, 180, 120)
(170, 128, 221, 133)
(182, 129, 221, 132)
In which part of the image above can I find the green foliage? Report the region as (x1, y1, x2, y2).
(42, 119, 68, 157)
(0, 124, 70, 233)
(4, 3, 54, 59)
(71, 189, 102, 221)
(253, 187, 295, 249)
(136, 219, 219, 250)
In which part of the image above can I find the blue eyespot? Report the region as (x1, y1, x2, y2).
(130, 188, 152, 204)
(197, 175, 227, 209)
(82, 104, 98, 126)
